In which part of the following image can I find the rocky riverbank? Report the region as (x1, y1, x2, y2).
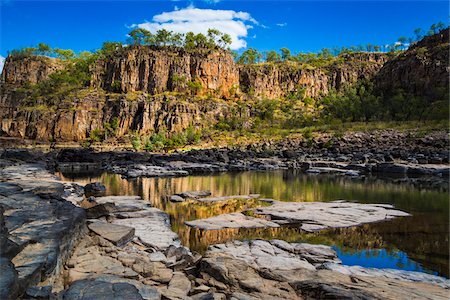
(1, 150, 449, 299)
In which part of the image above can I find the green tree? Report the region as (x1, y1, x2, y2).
(194, 33, 208, 48)
(219, 33, 232, 49)
(237, 48, 261, 64)
(37, 43, 51, 56)
(207, 29, 221, 49)
(155, 29, 173, 46)
(53, 48, 75, 60)
(436, 21, 445, 31)
(99, 42, 123, 57)
(264, 50, 280, 62)
(413, 28, 422, 41)
(128, 28, 152, 45)
(280, 47, 291, 60)
(184, 32, 196, 49)
(170, 32, 184, 47)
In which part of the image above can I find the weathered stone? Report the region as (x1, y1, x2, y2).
(94, 196, 180, 250)
(169, 195, 185, 202)
(185, 212, 280, 230)
(177, 190, 212, 199)
(88, 222, 135, 247)
(25, 285, 52, 299)
(85, 202, 117, 219)
(63, 279, 144, 300)
(254, 200, 410, 231)
(84, 182, 106, 197)
(322, 262, 450, 288)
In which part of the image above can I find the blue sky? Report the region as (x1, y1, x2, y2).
(0, 0, 448, 66)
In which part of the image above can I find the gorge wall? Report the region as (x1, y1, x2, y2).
(0, 29, 448, 142)
(374, 28, 449, 100)
(239, 53, 389, 99)
(91, 47, 239, 98)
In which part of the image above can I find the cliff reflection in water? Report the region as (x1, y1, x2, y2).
(57, 169, 449, 278)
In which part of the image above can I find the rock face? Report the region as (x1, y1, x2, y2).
(0, 93, 228, 141)
(0, 162, 86, 298)
(0, 55, 64, 85)
(374, 28, 449, 100)
(92, 46, 239, 98)
(239, 52, 388, 99)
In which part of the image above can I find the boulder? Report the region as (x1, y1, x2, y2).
(84, 182, 106, 197)
(88, 222, 135, 247)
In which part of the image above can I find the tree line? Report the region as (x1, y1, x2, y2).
(236, 21, 447, 64)
(9, 28, 233, 60)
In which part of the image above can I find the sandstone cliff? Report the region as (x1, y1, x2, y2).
(374, 28, 449, 99)
(239, 53, 389, 99)
(1, 55, 64, 85)
(0, 91, 229, 141)
(92, 46, 239, 98)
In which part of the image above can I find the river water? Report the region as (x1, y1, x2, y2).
(57, 168, 449, 278)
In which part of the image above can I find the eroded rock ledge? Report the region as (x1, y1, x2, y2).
(0, 161, 85, 299)
(186, 198, 410, 231)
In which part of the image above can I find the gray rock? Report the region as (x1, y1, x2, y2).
(25, 285, 52, 299)
(63, 279, 143, 300)
(84, 182, 106, 197)
(185, 212, 280, 230)
(254, 200, 410, 232)
(169, 195, 185, 202)
(86, 203, 117, 219)
(177, 190, 212, 199)
(322, 263, 450, 289)
(88, 222, 135, 247)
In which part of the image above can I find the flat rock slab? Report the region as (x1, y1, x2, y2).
(207, 240, 340, 271)
(322, 262, 450, 289)
(63, 279, 143, 300)
(185, 201, 409, 231)
(88, 222, 135, 247)
(185, 212, 280, 230)
(94, 196, 180, 250)
(254, 201, 410, 231)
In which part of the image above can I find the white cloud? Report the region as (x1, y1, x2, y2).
(0, 55, 5, 73)
(276, 23, 287, 27)
(134, 6, 258, 50)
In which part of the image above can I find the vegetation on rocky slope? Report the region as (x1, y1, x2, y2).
(0, 25, 448, 149)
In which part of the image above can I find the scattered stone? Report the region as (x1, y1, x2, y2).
(84, 182, 106, 197)
(88, 222, 135, 247)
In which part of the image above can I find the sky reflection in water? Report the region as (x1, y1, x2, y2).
(57, 168, 449, 278)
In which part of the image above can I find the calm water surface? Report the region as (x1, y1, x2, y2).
(57, 168, 449, 278)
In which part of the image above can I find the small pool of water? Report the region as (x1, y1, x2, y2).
(57, 169, 449, 278)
